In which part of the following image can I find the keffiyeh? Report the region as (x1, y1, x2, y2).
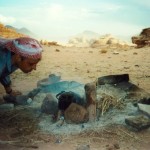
(0, 37, 43, 59)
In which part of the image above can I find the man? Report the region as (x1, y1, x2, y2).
(0, 37, 43, 97)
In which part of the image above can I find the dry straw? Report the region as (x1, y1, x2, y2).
(96, 93, 125, 116)
(0, 106, 39, 137)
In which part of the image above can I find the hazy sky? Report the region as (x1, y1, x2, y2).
(0, 0, 149, 42)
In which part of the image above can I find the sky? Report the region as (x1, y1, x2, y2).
(0, 0, 150, 43)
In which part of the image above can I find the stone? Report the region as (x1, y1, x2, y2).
(0, 103, 14, 112)
(138, 97, 150, 104)
(86, 104, 96, 122)
(41, 93, 58, 116)
(125, 115, 150, 131)
(84, 82, 96, 105)
(132, 28, 150, 48)
(15, 95, 30, 105)
(113, 51, 119, 54)
(84, 82, 96, 122)
(96, 79, 150, 101)
(57, 91, 84, 111)
(31, 93, 47, 110)
(114, 143, 120, 149)
(76, 144, 90, 150)
(3, 94, 30, 105)
(138, 103, 150, 117)
(3, 95, 16, 103)
(56, 116, 65, 127)
(37, 74, 61, 87)
(97, 74, 129, 85)
(27, 98, 33, 104)
(33, 93, 47, 103)
(64, 103, 89, 124)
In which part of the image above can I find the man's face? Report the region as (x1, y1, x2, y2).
(18, 57, 41, 73)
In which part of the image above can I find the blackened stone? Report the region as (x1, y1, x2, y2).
(138, 97, 150, 104)
(97, 74, 129, 85)
(125, 115, 150, 131)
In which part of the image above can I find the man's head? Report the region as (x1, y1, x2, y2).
(13, 54, 41, 73)
(4, 37, 43, 73)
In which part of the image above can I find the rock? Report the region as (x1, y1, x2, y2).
(41, 93, 58, 115)
(84, 82, 96, 105)
(125, 115, 150, 131)
(37, 74, 61, 87)
(138, 103, 150, 117)
(86, 104, 96, 122)
(84, 82, 96, 122)
(97, 74, 129, 85)
(114, 143, 120, 149)
(15, 95, 30, 105)
(132, 37, 147, 48)
(132, 28, 150, 48)
(3, 95, 16, 103)
(76, 144, 90, 150)
(27, 98, 33, 104)
(0, 103, 14, 112)
(138, 97, 150, 104)
(97, 78, 150, 102)
(56, 116, 65, 127)
(64, 103, 89, 124)
(141, 28, 150, 37)
(91, 34, 130, 48)
(55, 139, 62, 143)
(55, 49, 60, 52)
(33, 93, 47, 103)
(113, 51, 119, 55)
(3, 95, 30, 105)
(31, 93, 47, 109)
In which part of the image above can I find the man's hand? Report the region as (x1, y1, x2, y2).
(5, 86, 22, 96)
(3, 90, 22, 104)
(10, 90, 22, 96)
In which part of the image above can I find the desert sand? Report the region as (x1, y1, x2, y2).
(0, 45, 150, 150)
(9, 45, 150, 93)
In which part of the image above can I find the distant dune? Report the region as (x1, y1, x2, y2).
(68, 31, 132, 47)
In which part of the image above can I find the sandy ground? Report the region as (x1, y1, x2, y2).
(0, 45, 150, 150)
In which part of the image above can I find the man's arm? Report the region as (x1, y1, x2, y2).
(0, 75, 12, 94)
(0, 76, 22, 96)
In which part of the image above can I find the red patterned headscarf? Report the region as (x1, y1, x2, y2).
(0, 37, 43, 59)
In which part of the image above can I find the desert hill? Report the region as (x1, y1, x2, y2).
(0, 23, 59, 46)
(68, 31, 132, 48)
(0, 23, 26, 38)
(5, 25, 38, 39)
(68, 30, 100, 47)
